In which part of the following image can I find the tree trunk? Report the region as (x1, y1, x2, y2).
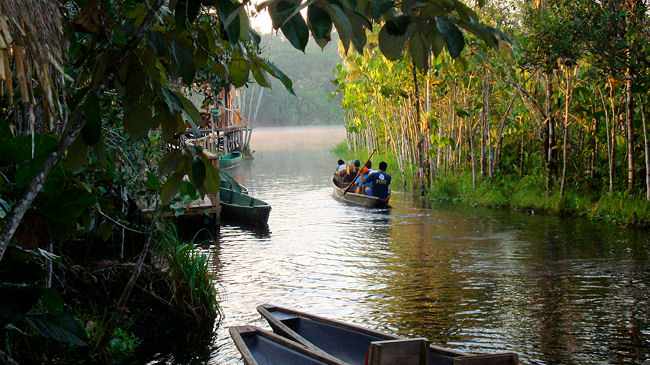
(625, 71, 635, 192)
(468, 121, 476, 190)
(544, 71, 555, 192)
(0, 117, 84, 262)
(609, 85, 617, 193)
(641, 97, 649, 201)
(559, 68, 573, 198)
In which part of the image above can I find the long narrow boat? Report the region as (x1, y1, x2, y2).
(219, 151, 243, 169)
(229, 326, 345, 365)
(220, 170, 249, 194)
(220, 188, 271, 226)
(331, 177, 390, 208)
(257, 304, 519, 365)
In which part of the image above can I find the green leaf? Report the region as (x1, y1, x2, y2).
(325, 3, 353, 53)
(191, 156, 206, 188)
(228, 54, 250, 87)
(261, 61, 294, 94)
(379, 23, 406, 60)
(25, 312, 88, 347)
(176, 91, 201, 127)
(175, 0, 201, 27)
(280, 8, 309, 51)
(81, 93, 101, 145)
(348, 11, 368, 53)
(172, 36, 196, 84)
(370, 0, 393, 19)
(307, 4, 332, 48)
(124, 99, 154, 138)
(251, 62, 271, 87)
(269, 1, 294, 29)
(62, 136, 89, 172)
(409, 31, 430, 70)
(202, 156, 220, 194)
(239, 7, 251, 41)
(146, 171, 161, 191)
(430, 27, 445, 57)
(436, 16, 465, 58)
(218, 0, 241, 41)
(161, 173, 183, 204)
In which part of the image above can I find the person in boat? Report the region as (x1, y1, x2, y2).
(354, 160, 372, 193)
(343, 160, 360, 184)
(336, 159, 346, 175)
(364, 161, 391, 200)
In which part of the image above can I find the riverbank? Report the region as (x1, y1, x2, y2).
(333, 143, 650, 227)
(1, 224, 220, 364)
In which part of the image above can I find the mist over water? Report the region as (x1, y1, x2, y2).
(204, 126, 649, 365)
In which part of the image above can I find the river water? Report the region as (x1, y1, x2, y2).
(206, 126, 650, 365)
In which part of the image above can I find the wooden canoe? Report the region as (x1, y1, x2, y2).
(220, 188, 271, 226)
(220, 170, 249, 194)
(219, 151, 243, 169)
(331, 177, 390, 208)
(230, 326, 346, 365)
(257, 304, 520, 365)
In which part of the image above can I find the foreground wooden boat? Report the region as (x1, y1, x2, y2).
(220, 188, 271, 226)
(229, 326, 345, 365)
(331, 177, 390, 208)
(257, 304, 519, 365)
(219, 151, 243, 169)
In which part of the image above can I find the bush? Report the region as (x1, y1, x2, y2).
(157, 226, 221, 323)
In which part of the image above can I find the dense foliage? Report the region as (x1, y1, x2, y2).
(335, 0, 650, 224)
(0, 0, 504, 362)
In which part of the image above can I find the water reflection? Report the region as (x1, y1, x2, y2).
(204, 126, 649, 365)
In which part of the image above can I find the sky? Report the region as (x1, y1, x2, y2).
(251, 8, 274, 34)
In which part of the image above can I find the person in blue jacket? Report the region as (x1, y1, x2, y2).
(365, 161, 391, 199)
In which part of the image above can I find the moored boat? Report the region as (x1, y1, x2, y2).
(331, 177, 390, 208)
(257, 304, 520, 365)
(220, 170, 249, 194)
(230, 326, 346, 365)
(220, 188, 271, 226)
(219, 150, 243, 169)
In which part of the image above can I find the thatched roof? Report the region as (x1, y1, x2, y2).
(0, 0, 65, 127)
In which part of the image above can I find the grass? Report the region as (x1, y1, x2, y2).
(157, 225, 221, 322)
(428, 173, 650, 227)
(333, 143, 650, 227)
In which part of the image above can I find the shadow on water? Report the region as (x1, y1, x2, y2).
(163, 127, 648, 365)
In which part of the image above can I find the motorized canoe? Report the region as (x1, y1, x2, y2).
(331, 177, 390, 208)
(219, 151, 243, 169)
(257, 304, 519, 365)
(220, 188, 271, 226)
(229, 326, 345, 365)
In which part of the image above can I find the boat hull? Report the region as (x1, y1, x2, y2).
(220, 188, 271, 226)
(258, 304, 520, 365)
(229, 326, 345, 365)
(331, 178, 390, 208)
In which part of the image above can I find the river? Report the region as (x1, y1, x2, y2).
(205, 126, 649, 365)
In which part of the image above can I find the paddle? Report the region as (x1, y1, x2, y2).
(343, 149, 377, 196)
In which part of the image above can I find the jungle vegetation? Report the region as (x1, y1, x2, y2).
(0, 0, 505, 363)
(335, 0, 650, 226)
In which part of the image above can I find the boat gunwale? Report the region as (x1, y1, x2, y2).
(220, 188, 271, 209)
(331, 177, 390, 208)
(229, 325, 345, 365)
(257, 304, 521, 364)
(258, 304, 398, 345)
